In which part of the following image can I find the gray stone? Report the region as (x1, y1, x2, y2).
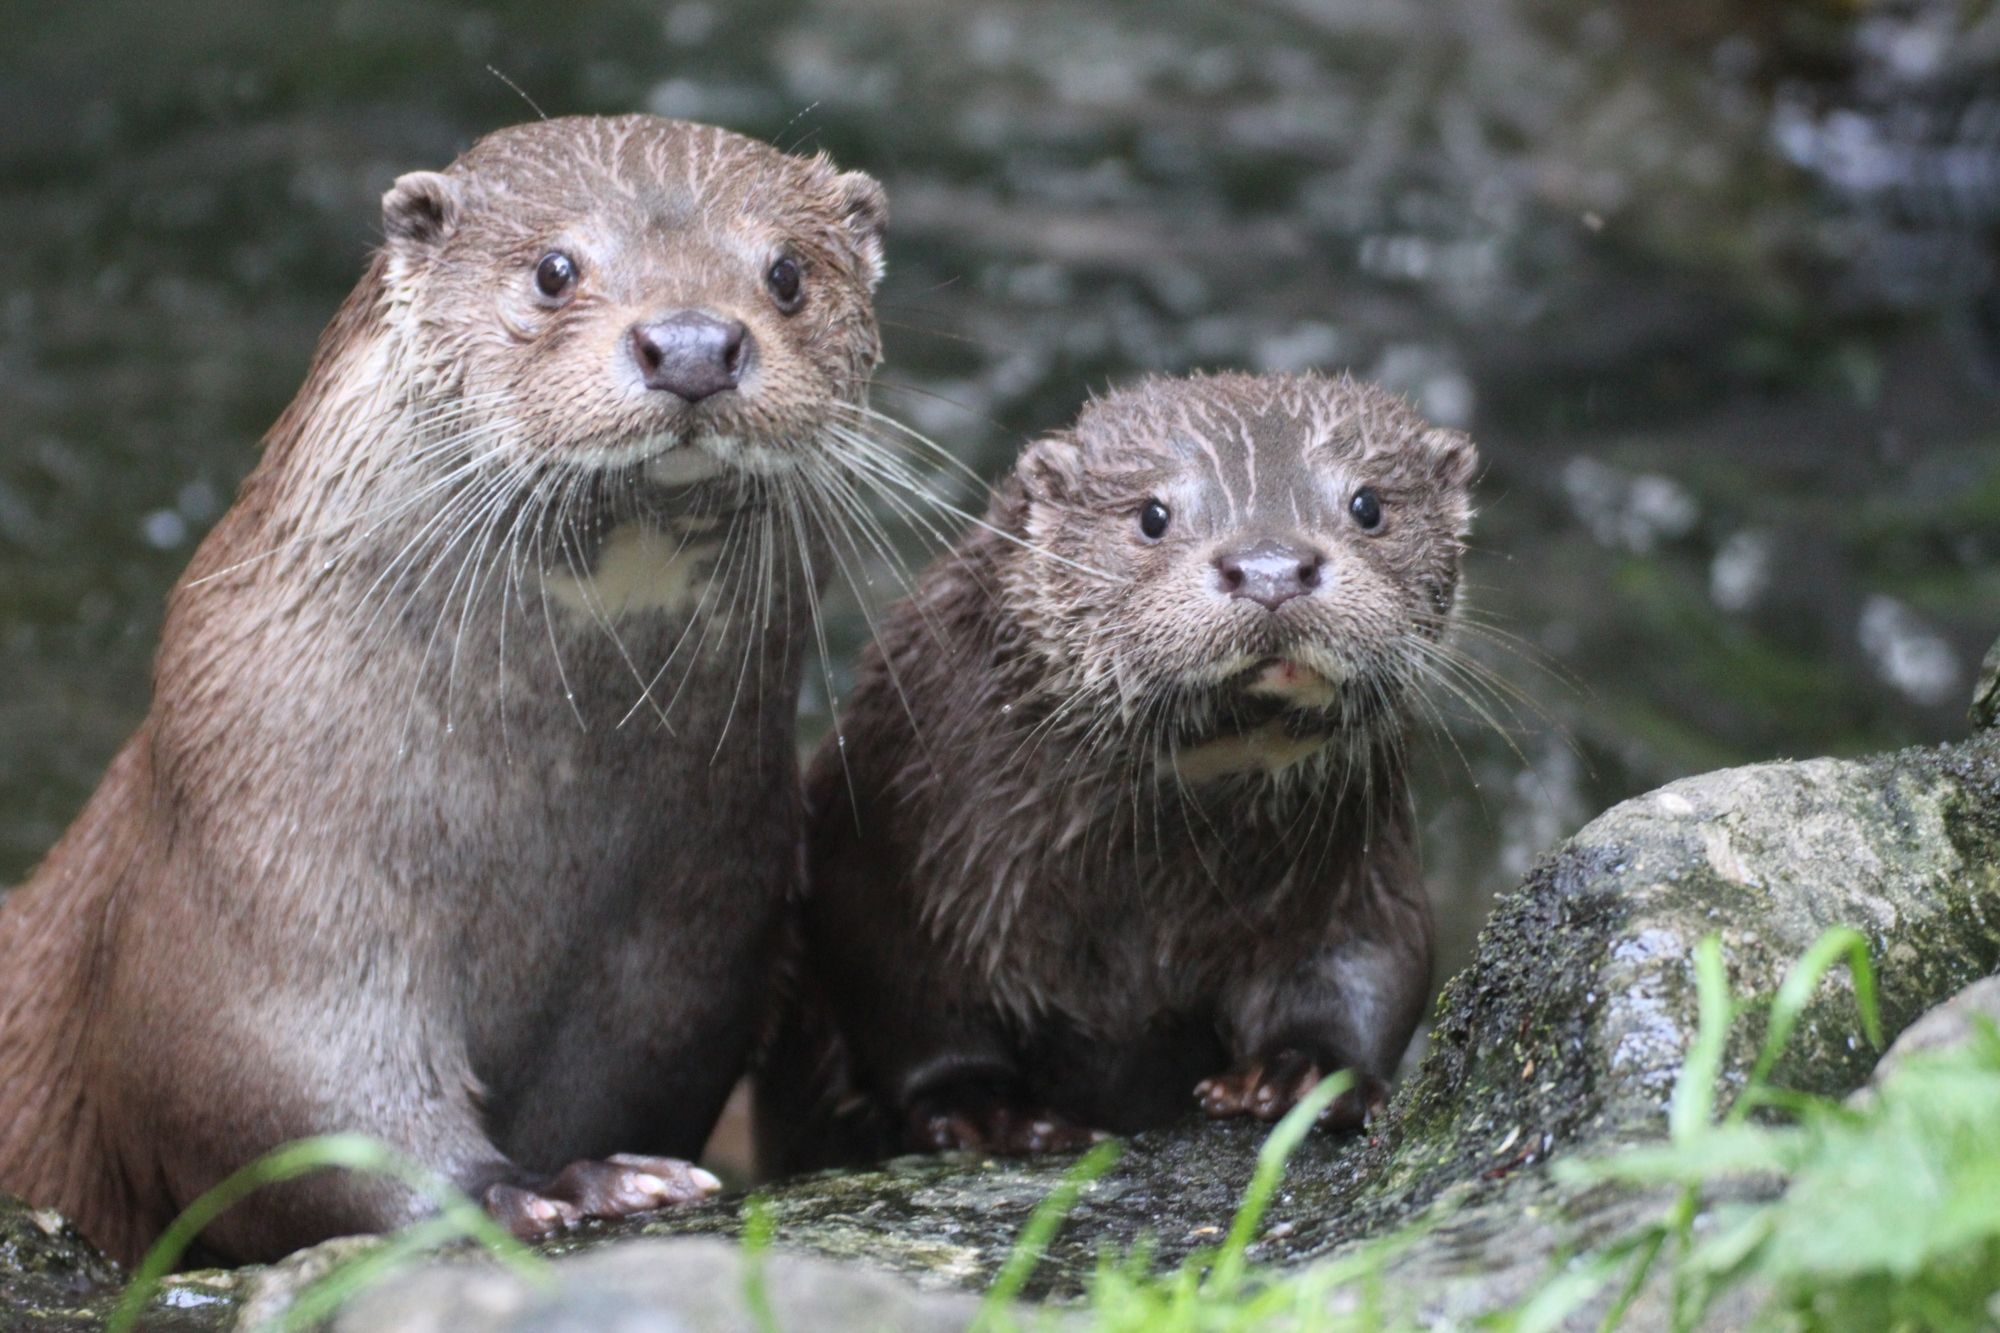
(327, 1238, 979, 1333)
(233, 1236, 386, 1331)
(599, 730, 2000, 1326)
(5, 731, 1996, 1330)
(0, 1195, 246, 1332)
(1974, 635, 2000, 732)
(1870, 973, 2000, 1086)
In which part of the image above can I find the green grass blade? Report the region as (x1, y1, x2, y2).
(1494, 1228, 1658, 1333)
(975, 1141, 1124, 1330)
(1208, 1071, 1352, 1297)
(1735, 926, 1881, 1118)
(743, 1194, 779, 1333)
(1668, 937, 1733, 1143)
(110, 1133, 547, 1333)
(276, 1215, 478, 1331)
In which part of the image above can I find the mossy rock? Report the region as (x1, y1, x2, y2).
(1974, 636, 2000, 733)
(11, 722, 1998, 1329)
(464, 724, 1997, 1327)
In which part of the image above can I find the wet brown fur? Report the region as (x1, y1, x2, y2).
(758, 372, 1476, 1168)
(0, 114, 886, 1264)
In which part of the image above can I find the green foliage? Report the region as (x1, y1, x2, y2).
(743, 1193, 781, 1333)
(1553, 1018, 2000, 1332)
(1507, 926, 2000, 1331)
(988, 926, 1996, 1332)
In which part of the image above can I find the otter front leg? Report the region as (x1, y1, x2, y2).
(804, 825, 1102, 1158)
(869, 1023, 1100, 1155)
(829, 956, 1098, 1156)
(1203, 902, 1432, 1132)
(162, 1115, 722, 1260)
(129, 1024, 721, 1262)
(158, 1114, 722, 1261)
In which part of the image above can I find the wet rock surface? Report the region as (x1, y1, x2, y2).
(1975, 637, 2000, 733)
(598, 725, 1998, 1326)
(10, 702, 1997, 1327)
(0, 1197, 119, 1330)
(0, 1192, 241, 1331)
(321, 1239, 982, 1333)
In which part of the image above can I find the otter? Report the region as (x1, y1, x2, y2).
(757, 372, 1476, 1169)
(0, 114, 889, 1265)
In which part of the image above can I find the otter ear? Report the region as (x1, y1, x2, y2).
(832, 169, 887, 289)
(1419, 428, 1479, 489)
(1017, 436, 1084, 504)
(382, 171, 462, 248)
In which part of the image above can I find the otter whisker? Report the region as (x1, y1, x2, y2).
(649, 479, 761, 729)
(1398, 645, 1535, 778)
(820, 423, 971, 557)
(703, 494, 766, 761)
(194, 418, 518, 589)
(420, 462, 536, 734)
(828, 399, 992, 492)
(831, 436, 1114, 581)
(386, 462, 527, 752)
(773, 474, 863, 822)
(612, 491, 748, 731)
(443, 464, 545, 730)
(793, 464, 934, 756)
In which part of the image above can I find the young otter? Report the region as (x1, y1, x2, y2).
(759, 372, 1475, 1168)
(0, 115, 888, 1264)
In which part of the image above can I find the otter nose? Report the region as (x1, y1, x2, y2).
(1213, 539, 1324, 611)
(629, 312, 751, 402)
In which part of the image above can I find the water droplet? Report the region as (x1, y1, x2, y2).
(1000, 703, 1012, 714)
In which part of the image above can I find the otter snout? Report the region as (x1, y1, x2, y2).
(1213, 538, 1324, 611)
(630, 311, 752, 402)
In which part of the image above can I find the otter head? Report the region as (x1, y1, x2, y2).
(1002, 372, 1477, 773)
(376, 114, 886, 480)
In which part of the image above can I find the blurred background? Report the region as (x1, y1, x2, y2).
(3, 0, 1996, 978)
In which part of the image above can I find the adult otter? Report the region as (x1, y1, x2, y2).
(758, 372, 1475, 1169)
(0, 114, 888, 1265)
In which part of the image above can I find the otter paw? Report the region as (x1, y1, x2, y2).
(905, 1092, 1102, 1156)
(1195, 1052, 1386, 1129)
(483, 1153, 721, 1240)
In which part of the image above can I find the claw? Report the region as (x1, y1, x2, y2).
(905, 1089, 1101, 1155)
(1196, 1052, 1386, 1132)
(483, 1153, 718, 1241)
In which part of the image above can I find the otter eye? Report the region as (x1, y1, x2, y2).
(1349, 487, 1384, 532)
(533, 251, 578, 301)
(767, 256, 803, 312)
(1138, 499, 1171, 541)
